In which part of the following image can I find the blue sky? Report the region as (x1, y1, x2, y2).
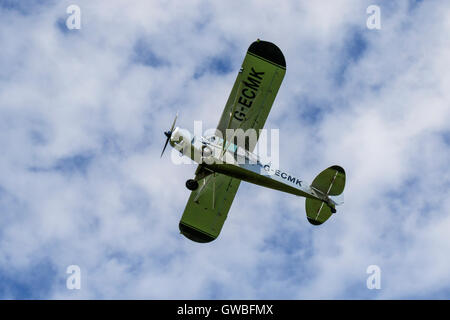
(0, 0, 450, 299)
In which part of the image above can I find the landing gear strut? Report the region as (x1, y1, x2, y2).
(186, 179, 199, 191)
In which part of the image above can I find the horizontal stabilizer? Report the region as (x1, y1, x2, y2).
(311, 165, 346, 196)
(306, 165, 346, 225)
(305, 198, 333, 225)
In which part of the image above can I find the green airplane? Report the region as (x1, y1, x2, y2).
(161, 40, 346, 243)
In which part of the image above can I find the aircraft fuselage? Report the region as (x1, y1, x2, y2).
(169, 127, 336, 206)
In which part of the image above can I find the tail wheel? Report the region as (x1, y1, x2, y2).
(186, 179, 199, 191)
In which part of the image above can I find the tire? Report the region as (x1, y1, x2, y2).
(186, 179, 199, 191)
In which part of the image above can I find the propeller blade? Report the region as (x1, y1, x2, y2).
(170, 112, 178, 132)
(160, 136, 170, 158)
(160, 112, 179, 158)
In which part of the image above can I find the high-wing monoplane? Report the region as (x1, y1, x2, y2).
(161, 40, 346, 243)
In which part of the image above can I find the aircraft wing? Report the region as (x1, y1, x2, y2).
(178, 40, 285, 242)
(179, 173, 240, 242)
(216, 40, 286, 152)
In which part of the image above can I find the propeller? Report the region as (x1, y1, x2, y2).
(160, 113, 178, 158)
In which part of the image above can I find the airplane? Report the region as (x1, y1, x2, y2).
(160, 39, 346, 243)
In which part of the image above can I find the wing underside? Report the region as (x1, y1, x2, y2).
(179, 173, 240, 242)
(216, 40, 286, 152)
(179, 40, 286, 242)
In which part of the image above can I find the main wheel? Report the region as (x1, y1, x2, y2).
(186, 179, 199, 191)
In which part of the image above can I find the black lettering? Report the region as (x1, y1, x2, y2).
(238, 96, 253, 108)
(296, 179, 302, 186)
(242, 88, 256, 99)
(264, 165, 270, 172)
(249, 67, 264, 80)
(288, 176, 296, 183)
(275, 170, 280, 176)
(243, 76, 261, 91)
(281, 172, 287, 179)
(233, 111, 245, 121)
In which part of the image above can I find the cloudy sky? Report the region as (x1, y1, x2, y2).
(1, 0, 449, 299)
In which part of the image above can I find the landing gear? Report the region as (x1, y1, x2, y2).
(328, 205, 337, 213)
(186, 179, 199, 191)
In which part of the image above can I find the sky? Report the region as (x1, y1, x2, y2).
(0, 0, 449, 299)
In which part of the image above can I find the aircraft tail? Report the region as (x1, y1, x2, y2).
(306, 165, 346, 225)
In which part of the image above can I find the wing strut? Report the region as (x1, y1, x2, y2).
(222, 82, 243, 152)
(221, 88, 264, 157)
(212, 173, 216, 209)
(194, 175, 210, 203)
(193, 171, 217, 209)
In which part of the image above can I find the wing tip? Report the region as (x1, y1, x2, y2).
(179, 222, 217, 243)
(330, 165, 345, 175)
(307, 217, 324, 226)
(248, 40, 286, 68)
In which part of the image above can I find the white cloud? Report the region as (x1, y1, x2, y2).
(0, 0, 449, 299)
